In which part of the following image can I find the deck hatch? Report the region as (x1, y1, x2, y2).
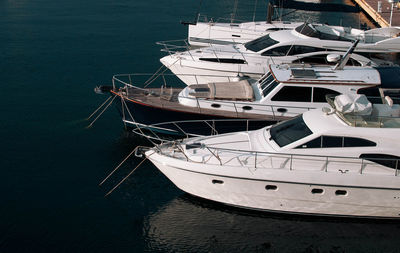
(291, 69, 317, 78)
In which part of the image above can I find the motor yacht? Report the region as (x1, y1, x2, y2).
(107, 63, 400, 135)
(162, 23, 399, 85)
(144, 94, 400, 218)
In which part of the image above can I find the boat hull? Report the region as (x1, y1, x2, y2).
(148, 152, 400, 218)
(113, 92, 277, 136)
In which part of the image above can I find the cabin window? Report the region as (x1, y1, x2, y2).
(261, 46, 292, 56)
(259, 73, 280, 97)
(335, 190, 347, 196)
(360, 154, 400, 169)
(259, 74, 275, 90)
(296, 136, 322, 149)
(244, 34, 279, 52)
(199, 58, 246, 64)
(296, 136, 376, 149)
(312, 88, 340, 102)
(262, 80, 279, 97)
(211, 103, 221, 108)
(271, 86, 312, 102)
(265, 185, 278, 190)
(311, 188, 324, 194)
(212, 179, 224, 184)
(242, 106, 253, 111)
(269, 115, 313, 147)
(292, 55, 330, 65)
(322, 136, 343, 148)
(290, 45, 328, 55)
(261, 45, 329, 57)
(344, 137, 376, 147)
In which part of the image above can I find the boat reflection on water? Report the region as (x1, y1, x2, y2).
(143, 194, 400, 252)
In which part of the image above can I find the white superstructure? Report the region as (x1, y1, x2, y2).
(162, 23, 398, 85)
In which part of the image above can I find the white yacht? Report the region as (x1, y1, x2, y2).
(108, 62, 400, 135)
(162, 23, 399, 85)
(188, 20, 301, 47)
(187, 1, 360, 47)
(145, 94, 400, 218)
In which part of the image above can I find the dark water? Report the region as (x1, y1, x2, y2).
(1, 0, 398, 252)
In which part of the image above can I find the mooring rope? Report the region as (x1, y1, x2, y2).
(104, 151, 155, 197)
(87, 95, 117, 128)
(87, 96, 112, 120)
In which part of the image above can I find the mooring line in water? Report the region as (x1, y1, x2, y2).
(87, 95, 117, 128)
(87, 96, 112, 120)
(99, 146, 138, 186)
(104, 150, 155, 197)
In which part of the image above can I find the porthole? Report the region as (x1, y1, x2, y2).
(277, 108, 287, 113)
(212, 179, 224, 184)
(311, 188, 324, 194)
(211, 103, 221, 108)
(265, 185, 278, 190)
(242, 106, 253, 111)
(335, 190, 347, 196)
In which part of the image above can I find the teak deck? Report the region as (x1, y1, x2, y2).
(115, 87, 289, 121)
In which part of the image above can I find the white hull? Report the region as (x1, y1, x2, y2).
(165, 59, 264, 85)
(149, 152, 400, 218)
(188, 21, 302, 47)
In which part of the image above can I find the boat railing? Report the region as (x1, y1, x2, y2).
(112, 72, 247, 89)
(158, 141, 400, 177)
(156, 39, 193, 57)
(130, 118, 277, 142)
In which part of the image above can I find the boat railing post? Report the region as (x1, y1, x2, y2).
(184, 40, 195, 61)
(233, 103, 239, 117)
(128, 74, 132, 86)
(254, 152, 257, 168)
(360, 158, 364, 174)
(246, 120, 249, 132)
(325, 157, 328, 172)
(196, 98, 201, 113)
(396, 160, 399, 176)
(271, 105, 276, 119)
(290, 155, 293, 171)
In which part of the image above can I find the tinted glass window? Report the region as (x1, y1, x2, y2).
(261, 46, 292, 56)
(262, 80, 279, 97)
(322, 136, 343, 148)
(199, 58, 246, 64)
(244, 34, 279, 52)
(296, 136, 322, 149)
(271, 86, 312, 102)
(344, 137, 376, 147)
(259, 74, 275, 90)
(313, 87, 341, 102)
(291, 46, 326, 55)
(360, 154, 400, 169)
(292, 55, 329, 65)
(269, 115, 313, 147)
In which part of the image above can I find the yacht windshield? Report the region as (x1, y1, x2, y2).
(269, 115, 313, 147)
(244, 34, 279, 52)
(295, 23, 353, 42)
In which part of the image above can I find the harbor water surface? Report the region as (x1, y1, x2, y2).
(2, 0, 400, 252)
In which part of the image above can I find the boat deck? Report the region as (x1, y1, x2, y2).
(115, 86, 289, 121)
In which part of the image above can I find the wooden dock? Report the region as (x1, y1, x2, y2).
(353, 0, 400, 27)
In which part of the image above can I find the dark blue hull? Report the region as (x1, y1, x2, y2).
(112, 93, 278, 136)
